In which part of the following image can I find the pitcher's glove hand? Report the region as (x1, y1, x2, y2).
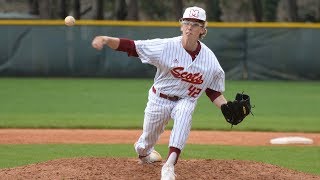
(221, 93, 253, 125)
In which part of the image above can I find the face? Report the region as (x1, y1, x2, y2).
(180, 18, 205, 39)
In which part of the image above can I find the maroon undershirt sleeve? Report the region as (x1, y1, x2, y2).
(205, 88, 222, 102)
(116, 38, 139, 57)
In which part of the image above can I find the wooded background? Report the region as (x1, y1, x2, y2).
(1, 0, 320, 22)
(1, 0, 320, 80)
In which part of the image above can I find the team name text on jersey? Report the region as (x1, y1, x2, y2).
(170, 67, 204, 84)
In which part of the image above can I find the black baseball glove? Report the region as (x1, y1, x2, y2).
(221, 93, 253, 126)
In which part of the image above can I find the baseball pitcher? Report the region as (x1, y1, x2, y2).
(92, 6, 252, 180)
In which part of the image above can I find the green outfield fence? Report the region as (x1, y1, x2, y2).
(1, 20, 320, 80)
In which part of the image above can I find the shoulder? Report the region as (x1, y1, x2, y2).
(135, 36, 179, 45)
(199, 41, 223, 68)
(200, 42, 218, 61)
(199, 41, 214, 54)
(200, 42, 218, 60)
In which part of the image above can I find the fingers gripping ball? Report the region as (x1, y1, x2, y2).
(221, 93, 252, 125)
(65, 16, 75, 26)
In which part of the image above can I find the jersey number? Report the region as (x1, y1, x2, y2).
(188, 85, 202, 98)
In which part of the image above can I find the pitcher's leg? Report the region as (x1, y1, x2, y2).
(135, 111, 169, 156)
(161, 99, 196, 179)
(134, 91, 174, 156)
(169, 99, 196, 150)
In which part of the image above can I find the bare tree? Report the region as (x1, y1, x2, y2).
(252, 0, 263, 22)
(127, 0, 138, 20)
(28, 0, 39, 15)
(95, 0, 104, 20)
(59, 0, 67, 19)
(287, 0, 298, 21)
(29, 0, 69, 19)
(115, 0, 127, 20)
(318, 2, 320, 22)
(263, 0, 279, 22)
(37, 0, 60, 19)
(205, 0, 221, 21)
(74, 0, 81, 19)
(173, 0, 183, 20)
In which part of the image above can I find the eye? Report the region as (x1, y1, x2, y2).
(192, 23, 201, 27)
(181, 20, 203, 28)
(182, 21, 191, 26)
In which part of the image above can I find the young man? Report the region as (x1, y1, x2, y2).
(92, 6, 228, 180)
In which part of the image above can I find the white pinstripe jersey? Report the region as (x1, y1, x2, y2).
(135, 36, 225, 101)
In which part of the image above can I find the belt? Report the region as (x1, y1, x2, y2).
(152, 86, 181, 101)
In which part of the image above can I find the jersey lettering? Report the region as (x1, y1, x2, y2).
(170, 67, 203, 84)
(188, 85, 202, 98)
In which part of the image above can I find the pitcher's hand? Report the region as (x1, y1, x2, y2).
(92, 36, 107, 50)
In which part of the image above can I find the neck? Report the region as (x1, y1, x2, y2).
(181, 36, 198, 52)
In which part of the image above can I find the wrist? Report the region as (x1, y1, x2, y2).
(102, 36, 109, 45)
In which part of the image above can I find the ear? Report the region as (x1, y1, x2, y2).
(180, 26, 183, 32)
(201, 28, 206, 34)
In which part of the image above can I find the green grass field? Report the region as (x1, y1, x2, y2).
(0, 78, 319, 175)
(1, 78, 320, 131)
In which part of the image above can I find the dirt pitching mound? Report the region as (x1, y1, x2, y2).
(1, 158, 319, 180)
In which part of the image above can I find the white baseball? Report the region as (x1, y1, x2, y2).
(64, 16, 75, 26)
